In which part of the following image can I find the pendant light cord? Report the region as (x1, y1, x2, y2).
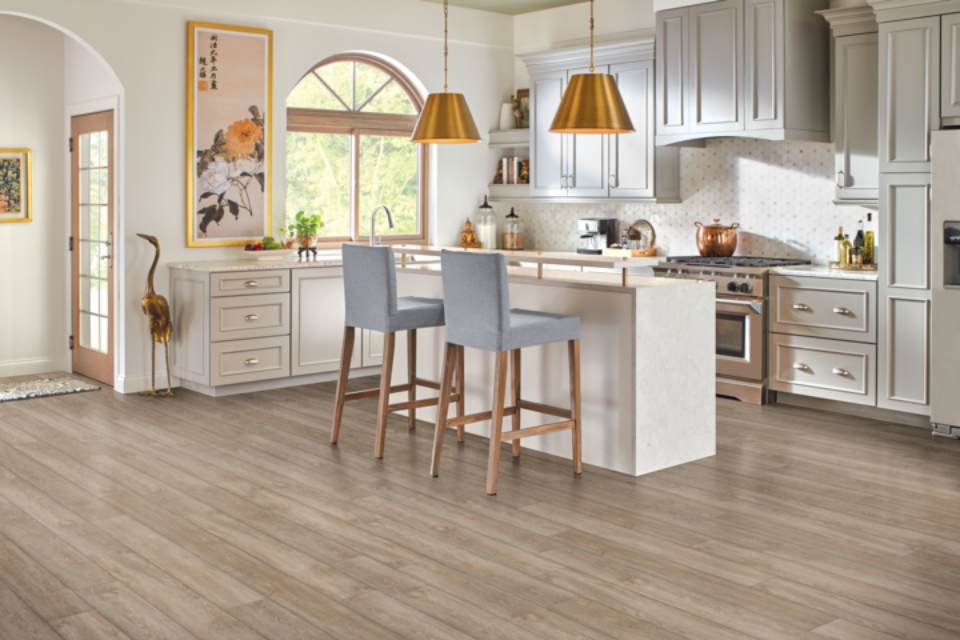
(443, 0, 449, 92)
(589, 0, 596, 72)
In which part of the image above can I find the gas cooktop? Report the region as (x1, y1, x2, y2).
(666, 256, 811, 269)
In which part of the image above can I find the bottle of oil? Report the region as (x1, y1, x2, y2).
(864, 212, 876, 265)
(834, 226, 845, 264)
(854, 219, 865, 255)
(840, 234, 853, 267)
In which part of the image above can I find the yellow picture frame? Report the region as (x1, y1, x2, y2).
(186, 21, 273, 248)
(0, 148, 32, 224)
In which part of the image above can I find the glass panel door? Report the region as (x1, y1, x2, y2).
(71, 110, 114, 385)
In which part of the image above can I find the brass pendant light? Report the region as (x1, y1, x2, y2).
(550, 0, 634, 135)
(412, 0, 481, 144)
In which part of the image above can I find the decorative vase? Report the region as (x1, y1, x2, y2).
(499, 103, 516, 130)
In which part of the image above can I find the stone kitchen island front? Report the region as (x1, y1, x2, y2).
(168, 251, 716, 476)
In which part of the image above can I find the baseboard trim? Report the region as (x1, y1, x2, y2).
(116, 374, 181, 395)
(775, 392, 930, 429)
(175, 366, 382, 398)
(0, 357, 68, 378)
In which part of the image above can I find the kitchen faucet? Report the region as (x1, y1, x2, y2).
(369, 205, 394, 246)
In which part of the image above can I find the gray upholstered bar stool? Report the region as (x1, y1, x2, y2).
(431, 250, 583, 495)
(331, 244, 464, 458)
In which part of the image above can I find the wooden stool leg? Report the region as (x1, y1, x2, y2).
(407, 329, 417, 430)
(510, 349, 522, 458)
(330, 326, 355, 445)
(486, 351, 509, 495)
(374, 332, 396, 459)
(569, 339, 583, 475)
(456, 345, 466, 443)
(430, 343, 458, 477)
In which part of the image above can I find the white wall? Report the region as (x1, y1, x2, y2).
(0, 0, 514, 392)
(65, 36, 122, 107)
(0, 17, 66, 376)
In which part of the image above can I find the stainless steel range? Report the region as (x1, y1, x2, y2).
(654, 256, 810, 404)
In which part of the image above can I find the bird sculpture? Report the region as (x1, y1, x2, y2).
(137, 233, 174, 397)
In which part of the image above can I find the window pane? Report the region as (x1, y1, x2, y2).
(358, 135, 418, 237)
(285, 132, 352, 238)
(355, 63, 391, 109)
(287, 74, 346, 111)
(362, 80, 417, 115)
(316, 61, 354, 109)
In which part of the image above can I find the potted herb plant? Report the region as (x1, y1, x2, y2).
(287, 211, 324, 248)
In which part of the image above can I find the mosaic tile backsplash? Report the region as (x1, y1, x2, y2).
(490, 138, 875, 264)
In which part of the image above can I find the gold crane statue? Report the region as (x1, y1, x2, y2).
(137, 233, 174, 397)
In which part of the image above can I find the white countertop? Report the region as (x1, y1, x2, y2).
(168, 254, 344, 272)
(771, 264, 879, 281)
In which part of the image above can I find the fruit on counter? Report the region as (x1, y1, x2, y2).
(244, 236, 284, 251)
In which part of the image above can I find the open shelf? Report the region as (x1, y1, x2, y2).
(488, 128, 530, 148)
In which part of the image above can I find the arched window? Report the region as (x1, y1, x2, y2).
(286, 54, 427, 244)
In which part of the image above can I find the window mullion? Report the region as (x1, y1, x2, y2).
(352, 130, 361, 242)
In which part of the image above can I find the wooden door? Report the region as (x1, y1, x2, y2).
(530, 71, 567, 197)
(689, 0, 744, 134)
(834, 33, 879, 204)
(656, 8, 690, 137)
(879, 17, 940, 173)
(610, 61, 655, 198)
(744, 0, 783, 132)
(70, 110, 115, 386)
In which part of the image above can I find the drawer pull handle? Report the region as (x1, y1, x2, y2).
(833, 307, 853, 316)
(243, 358, 260, 366)
(832, 367, 851, 378)
(244, 280, 260, 288)
(792, 303, 811, 312)
(244, 314, 260, 322)
(793, 362, 811, 372)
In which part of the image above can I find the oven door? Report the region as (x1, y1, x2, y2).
(716, 297, 765, 381)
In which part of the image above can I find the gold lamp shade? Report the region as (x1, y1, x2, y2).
(411, 92, 480, 144)
(550, 72, 635, 134)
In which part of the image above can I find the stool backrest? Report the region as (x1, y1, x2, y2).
(440, 250, 511, 347)
(342, 244, 398, 329)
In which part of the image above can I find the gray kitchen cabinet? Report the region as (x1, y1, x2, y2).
(879, 17, 940, 173)
(529, 70, 567, 197)
(689, 0, 744, 134)
(655, 0, 828, 145)
(878, 173, 932, 415)
(942, 13, 960, 125)
(832, 32, 879, 205)
(656, 8, 689, 136)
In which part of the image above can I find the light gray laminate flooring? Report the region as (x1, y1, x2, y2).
(1, 378, 960, 639)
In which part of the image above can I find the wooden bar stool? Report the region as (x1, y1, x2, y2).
(331, 244, 464, 458)
(431, 250, 583, 495)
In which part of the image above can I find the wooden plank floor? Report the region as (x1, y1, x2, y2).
(2, 378, 960, 639)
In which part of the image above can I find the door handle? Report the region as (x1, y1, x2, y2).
(243, 280, 260, 288)
(833, 307, 853, 316)
(792, 303, 811, 311)
(832, 367, 851, 378)
(837, 170, 846, 188)
(99, 232, 114, 267)
(244, 314, 260, 322)
(243, 357, 260, 366)
(610, 173, 619, 189)
(793, 362, 811, 372)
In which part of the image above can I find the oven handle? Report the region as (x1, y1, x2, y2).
(717, 298, 764, 315)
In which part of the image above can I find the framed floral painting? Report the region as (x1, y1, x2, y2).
(0, 148, 32, 224)
(186, 22, 272, 247)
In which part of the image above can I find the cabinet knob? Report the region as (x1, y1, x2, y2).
(832, 367, 851, 378)
(244, 314, 260, 322)
(610, 173, 619, 188)
(837, 170, 846, 188)
(243, 357, 260, 366)
(793, 362, 811, 372)
(833, 307, 853, 316)
(244, 280, 260, 288)
(792, 303, 811, 312)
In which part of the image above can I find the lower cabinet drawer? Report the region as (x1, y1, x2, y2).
(211, 294, 289, 341)
(211, 336, 290, 386)
(768, 334, 876, 406)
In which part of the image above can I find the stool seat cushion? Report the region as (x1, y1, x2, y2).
(388, 296, 445, 332)
(503, 308, 580, 351)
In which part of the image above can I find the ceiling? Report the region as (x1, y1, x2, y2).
(422, 0, 585, 15)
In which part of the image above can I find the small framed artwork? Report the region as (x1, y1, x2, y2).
(186, 22, 273, 247)
(0, 148, 32, 224)
(516, 88, 530, 128)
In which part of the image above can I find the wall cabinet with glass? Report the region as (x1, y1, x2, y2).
(521, 39, 680, 202)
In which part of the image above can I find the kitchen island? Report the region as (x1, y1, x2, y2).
(168, 249, 716, 476)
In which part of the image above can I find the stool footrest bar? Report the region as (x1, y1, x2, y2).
(414, 377, 442, 390)
(500, 420, 576, 442)
(447, 406, 518, 428)
(518, 400, 572, 419)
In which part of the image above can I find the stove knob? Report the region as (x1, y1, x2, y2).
(726, 281, 739, 292)
(738, 282, 753, 294)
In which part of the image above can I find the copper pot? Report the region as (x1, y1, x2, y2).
(695, 219, 740, 257)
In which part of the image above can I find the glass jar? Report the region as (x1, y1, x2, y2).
(476, 195, 497, 249)
(503, 207, 523, 250)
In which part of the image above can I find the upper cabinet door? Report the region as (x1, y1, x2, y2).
(567, 66, 609, 198)
(879, 17, 940, 173)
(656, 8, 689, 136)
(942, 13, 960, 125)
(530, 71, 567, 197)
(835, 33, 879, 204)
(611, 61, 655, 198)
(689, 0, 744, 134)
(744, 0, 784, 131)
